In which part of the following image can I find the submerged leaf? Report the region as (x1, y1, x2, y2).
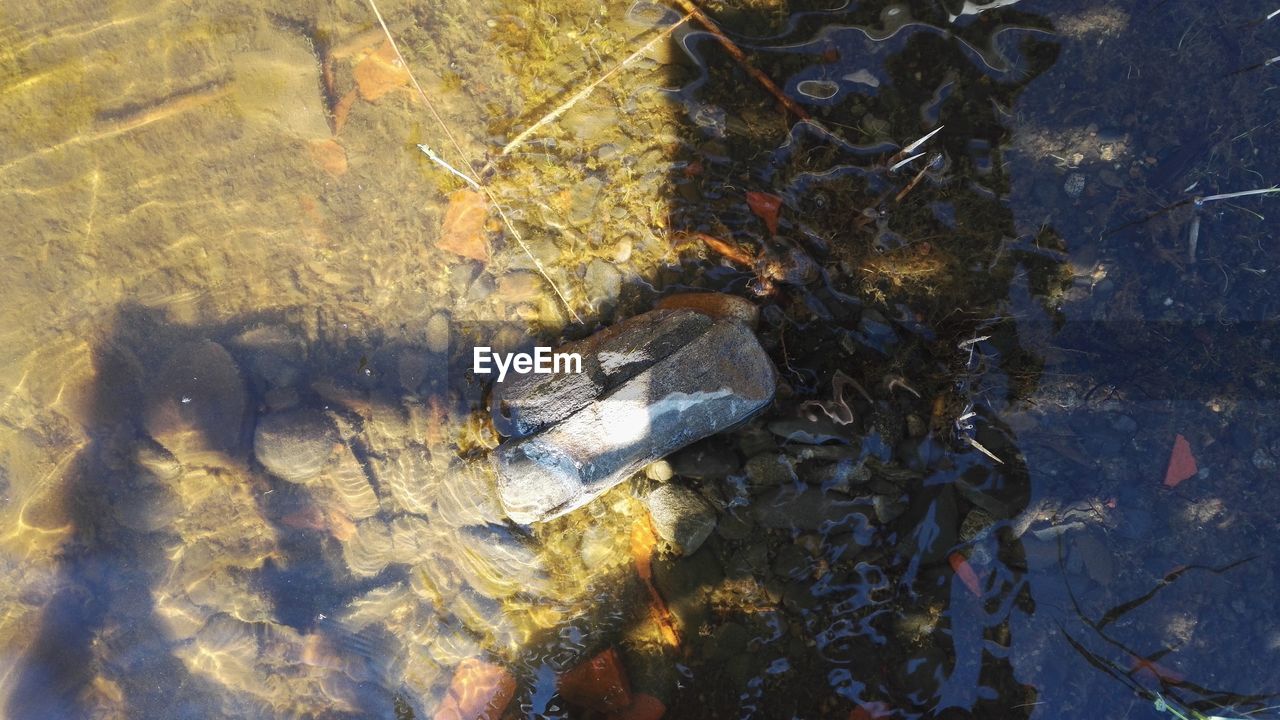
(439, 189, 491, 262)
(1163, 434, 1197, 487)
(353, 41, 410, 102)
(746, 191, 783, 235)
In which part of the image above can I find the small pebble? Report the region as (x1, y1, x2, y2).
(645, 460, 674, 482)
(426, 312, 451, 354)
(1251, 448, 1276, 471)
(1064, 174, 1086, 198)
(644, 484, 716, 555)
(254, 409, 339, 483)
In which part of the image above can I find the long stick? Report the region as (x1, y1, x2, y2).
(364, 0, 582, 324)
(669, 0, 810, 122)
(501, 15, 692, 156)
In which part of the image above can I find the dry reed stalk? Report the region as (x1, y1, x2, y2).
(669, 0, 810, 122)
(501, 14, 693, 156)
(363, 0, 583, 324)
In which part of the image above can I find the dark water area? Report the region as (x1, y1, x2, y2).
(2, 0, 1278, 718)
(614, 0, 1280, 717)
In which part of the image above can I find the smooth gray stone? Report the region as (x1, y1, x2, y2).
(495, 316, 775, 524)
(744, 453, 797, 490)
(143, 339, 247, 457)
(253, 408, 338, 483)
(490, 308, 713, 437)
(644, 484, 716, 555)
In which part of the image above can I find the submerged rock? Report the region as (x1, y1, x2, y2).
(644, 484, 716, 555)
(253, 408, 339, 483)
(491, 308, 714, 438)
(494, 307, 776, 524)
(655, 292, 759, 327)
(144, 340, 248, 459)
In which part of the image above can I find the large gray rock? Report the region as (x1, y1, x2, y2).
(644, 484, 716, 555)
(491, 308, 714, 437)
(494, 310, 776, 524)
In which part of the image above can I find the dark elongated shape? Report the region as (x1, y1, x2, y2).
(493, 309, 775, 524)
(491, 308, 713, 437)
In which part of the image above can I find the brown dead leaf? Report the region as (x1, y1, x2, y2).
(309, 138, 348, 177)
(439, 189, 490, 262)
(331, 89, 357, 134)
(353, 41, 410, 102)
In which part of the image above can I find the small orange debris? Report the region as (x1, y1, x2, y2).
(325, 506, 358, 542)
(745, 191, 783, 235)
(279, 504, 327, 532)
(309, 138, 348, 177)
(331, 89, 358, 134)
(439, 189, 491, 262)
(631, 518, 658, 584)
(1163, 434, 1197, 488)
(630, 520, 681, 648)
(433, 658, 515, 720)
(1128, 653, 1185, 684)
(353, 40, 411, 102)
(496, 272, 543, 304)
(559, 647, 633, 713)
(655, 292, 758, 327)
(422, 396, 449, 448)
(693, 231, 755, 267)
(849, 701, 892, 719)
(948, 552, 983, 598)
(608, 693, 666, 720)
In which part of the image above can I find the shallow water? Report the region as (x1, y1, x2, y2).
(1, 0, 1278, 718)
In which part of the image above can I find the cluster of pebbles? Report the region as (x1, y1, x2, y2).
(108, 322, 638, 718)
(68, 292, 1031, 719)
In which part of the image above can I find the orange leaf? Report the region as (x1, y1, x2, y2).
(948, 552, 983, 598)
(608, 693, 666, 720)
(560, 648, 633, 713)
(1163, 434, 1197, 487)
(849, 702, 893, 720)
(746, 191, 783, 235)
(308, 138, 348, 177)
(433, 658, 515, 720)
(439, 189, 491, 262)
(353, 41, 410, 102)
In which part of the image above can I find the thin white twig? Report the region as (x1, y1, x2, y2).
(502, 15, 691, 155)
(365, 0, 471, 173)
(889, 152, 924, 172)
(417, 144, 481, 190)
(901, 125, 945, 156)
(364, 0, 582, 324)
(967, 436, 1005, 464)
(1195, 186, 1280, 205)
